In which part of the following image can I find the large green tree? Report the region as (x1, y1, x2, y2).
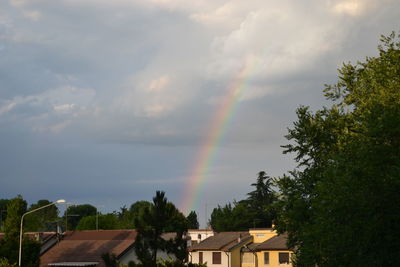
(275, 32, 400, 266)
(0, 199, 10, 232)
(245, 171, 277, 227)
(210, 202, 254, 231)
(133, 191, 188, 267)
(25, 200, 59, 232)
(210, 171, 277, 231)
(64, 204, 97, 231)
(0, 196, 40, 267)
(76, 213, 119, 230)
(186, 211, 199, 229)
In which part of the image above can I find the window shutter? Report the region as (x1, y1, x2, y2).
(279, 252, 289, 264)
(199, 252, 203, 264)
(264, 252, 269, 264)
(212, 252, 221, 264)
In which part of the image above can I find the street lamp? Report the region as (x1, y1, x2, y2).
(19, 199, 66, 266)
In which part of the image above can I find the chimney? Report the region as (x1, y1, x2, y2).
(238, 233, 242, 243)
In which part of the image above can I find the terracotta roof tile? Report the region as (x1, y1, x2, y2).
(40, 230, 137, 267)
(189, 232, 250, 252)
(255, 233, 289, 251)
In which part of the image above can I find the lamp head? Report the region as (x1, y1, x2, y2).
(56, 199, 66, 204)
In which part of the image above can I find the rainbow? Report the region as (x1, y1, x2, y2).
(181, 55, 261, 214)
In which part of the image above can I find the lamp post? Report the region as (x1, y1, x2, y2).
(19, 199, 66, 266)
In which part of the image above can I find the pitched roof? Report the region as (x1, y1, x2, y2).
(40, 230, 137, 267)
(255, 233, 289, 251)
(189, 232, 251, 252)
(187, 229, 214, 232)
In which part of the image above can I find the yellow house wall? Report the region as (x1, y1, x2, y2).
(256, 250, 293, 267)
(249, 229, 277, 243)
(230, 242, 250, 267)
(241, 253, 256, 267)
(240, 250, 293, 267)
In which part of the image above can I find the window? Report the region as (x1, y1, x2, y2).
(242, 252, 254, 264)
(264, 252, 269, 265)
(279, 252, 289, 265)
(199, 252, 203, 264)
(212, 252, 221, 264)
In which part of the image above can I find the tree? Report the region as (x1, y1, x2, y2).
(25, 200, 59, 232)
(114, 201, 153, 230)
(186, 211, 199, 229)
(0, 258, 18, 267)
(209, 202, 255, 231)
(0, 199, 10, 232)
(245, 171, 277, 227)
(76, 213, 119, 230)
(64, 204, 97, 230)
(3, 196, 26, 242)
(275, 32, 400, 266)
(0, 196, 40, 267)
(133, 191, 188, 267)
(210, 171, 278, 231)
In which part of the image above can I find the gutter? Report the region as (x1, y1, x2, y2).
(224, 252, 230, 267)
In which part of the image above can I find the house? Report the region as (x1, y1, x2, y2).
(25, 232, 60, 255)
(188, 232, 252, 267)
(186, 229, 214, 247)
(40, 230, 181, 267)
(40, 230, 138, 267)
(241, 230, 293, 267)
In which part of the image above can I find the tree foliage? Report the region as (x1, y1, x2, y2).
(0, 199, 10, 232)
(210, 171, 277, 231)
(275, 32, 400, 266)
(133, 191, 188, 267)
(0, 258, 18, 267)
(0, 196, 40, 267)
(25, 200, 59, 232)
(64, 204, 97, 230)
(186, 211, 199, 229)
(76, 213, 119, 230)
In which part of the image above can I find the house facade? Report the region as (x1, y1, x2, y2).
(241, 230, 293, 267)
(40, 230, 179, 267)
(40, 230, 138, 267)
(187, 229, 214, 247)
(189, 232, 252, 267)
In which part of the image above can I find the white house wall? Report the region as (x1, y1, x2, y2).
(190, 251, 230, 267)
(119, 248, 176, 265)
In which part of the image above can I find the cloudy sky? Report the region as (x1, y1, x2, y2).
(1, 0, 399, 226)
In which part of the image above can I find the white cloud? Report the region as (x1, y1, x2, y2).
(53, 103, 75, 113)
(206, 2, 345, 85)
(21, 10, 42, 21)
(147, 75, 170, 93)
(0, 86, 95, 132)
(330, 0, 384, 16)
(0, 101, 16, 115)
